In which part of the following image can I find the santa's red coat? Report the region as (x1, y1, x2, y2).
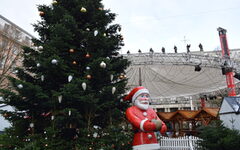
(126, 106, 167, 147)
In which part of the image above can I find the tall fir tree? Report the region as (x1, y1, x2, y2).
(0, 0, 132, 149)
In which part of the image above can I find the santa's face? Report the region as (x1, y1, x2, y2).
(134, 93, 150, 110)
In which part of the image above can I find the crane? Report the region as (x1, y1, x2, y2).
(217, 27, 236, 96)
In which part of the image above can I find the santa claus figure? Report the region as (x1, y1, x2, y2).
(124, 86, 167, 150)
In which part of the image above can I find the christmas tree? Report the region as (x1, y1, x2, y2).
(0, 0, 132, 149)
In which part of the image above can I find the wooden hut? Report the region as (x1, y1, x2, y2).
(157, 108, 219, 137)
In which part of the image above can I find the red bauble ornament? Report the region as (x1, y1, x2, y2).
(85, 53, 90, 58)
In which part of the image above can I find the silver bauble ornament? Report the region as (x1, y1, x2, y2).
(82, 82, 87, 91)
(30, 123, 34, 128)
(51, 59, 58, 64)
(100, 61, 106, 68)
(110, 74, 114, 81)
(38, 46, 43, 49)
(58, 95, 63, 103)
(68, 75, 73, 82)
(41, 75, 44, 81)
(93, 132, 98, 138)
(148, 134, 152, 139)
(112, 87, 116, 94)
(36, 63, 41, 67)
(94, 30, 98, 36)
(17, 84, 23, 89)
(13, 70, 18, 74)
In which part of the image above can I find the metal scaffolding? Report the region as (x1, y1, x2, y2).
(124, 51, 240, 103)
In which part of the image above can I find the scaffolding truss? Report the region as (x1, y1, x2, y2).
(124, 51, 240, 102)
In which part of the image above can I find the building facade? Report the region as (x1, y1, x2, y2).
(0, 14, 34, 88)
(0, 15, 35, 131)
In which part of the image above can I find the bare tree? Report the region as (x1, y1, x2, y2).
(0, 24, 24, 89)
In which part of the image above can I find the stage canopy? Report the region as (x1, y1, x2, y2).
(125, 52, 240, 100)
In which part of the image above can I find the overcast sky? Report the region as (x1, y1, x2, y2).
(0, 0, 240, 130)
(1, 0, 240, 54)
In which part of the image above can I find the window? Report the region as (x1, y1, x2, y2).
(3, 24, 10, 32)
(170, 107, 178, 112)
(24, 36, 30, 45)
(1, 39, 8, 49)
(156, 108, 165, 112)
(183, 107, 191, 110)
(14, 29, 21, 40)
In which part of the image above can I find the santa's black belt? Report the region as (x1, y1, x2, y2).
(133, 130, 155, 133)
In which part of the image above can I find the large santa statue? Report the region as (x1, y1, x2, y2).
(124, 86, 167, 150)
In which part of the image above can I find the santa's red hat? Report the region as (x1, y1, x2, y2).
(124, 86, 149, 103)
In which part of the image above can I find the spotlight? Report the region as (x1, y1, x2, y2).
(195, 65, 201, 72)
(221, 67, 233, 75)
(209, 95, 216, 100)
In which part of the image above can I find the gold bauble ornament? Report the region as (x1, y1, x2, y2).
(3, 113, 8, 117)
(39, 11, 45, 17)
(119, 75, 124, 79)
(52, 0, 57, 4)
(69, 48, 75, 53)
(72, 61, 77, 65)
(86, 74, 92, 79)
(119, 74, 126, 79)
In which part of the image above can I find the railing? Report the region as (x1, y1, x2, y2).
(123, 52, 240, 71)
(159, 136, 202, 150)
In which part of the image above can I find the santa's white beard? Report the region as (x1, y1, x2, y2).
(135, 100, 149, 110)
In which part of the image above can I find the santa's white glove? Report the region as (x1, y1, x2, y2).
(151, 119, 162, 130)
